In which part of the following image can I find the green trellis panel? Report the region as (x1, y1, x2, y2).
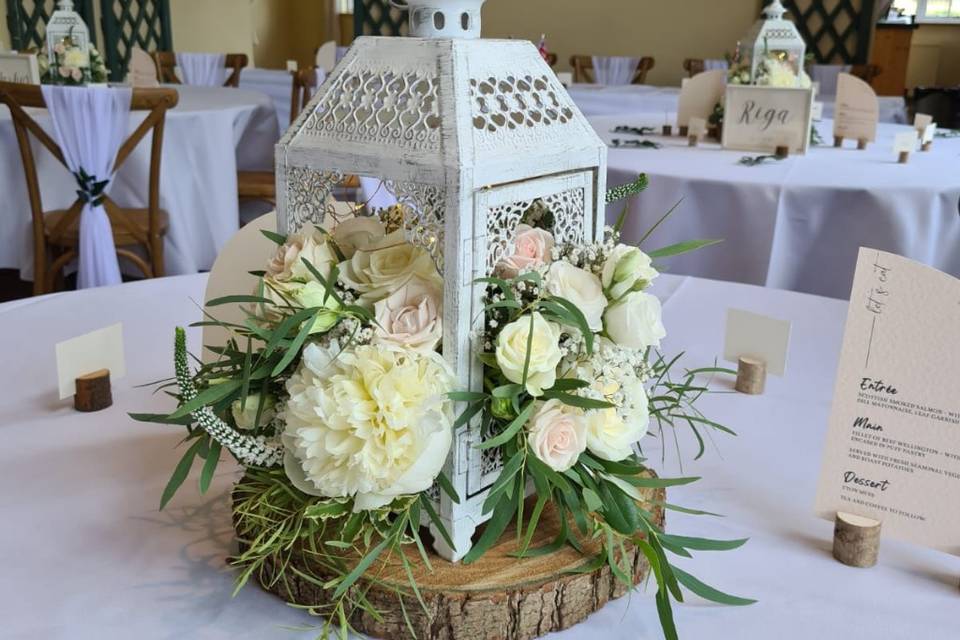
(353, 0, 407, 38)
(100, 0, 173, 81)
(768, 0, 876, 64)
(6, 0, 97, 52)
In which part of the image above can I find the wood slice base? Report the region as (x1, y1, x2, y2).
(236, 482, 665, 640)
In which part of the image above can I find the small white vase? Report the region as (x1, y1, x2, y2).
(393, 0, 487, 39)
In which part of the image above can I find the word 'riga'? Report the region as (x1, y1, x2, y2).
(844, 471, 891, 492)
(738, 100, 790, 131)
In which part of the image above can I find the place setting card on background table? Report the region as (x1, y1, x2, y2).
(833, 73, 879, 150)
(815, 248, 960, 569)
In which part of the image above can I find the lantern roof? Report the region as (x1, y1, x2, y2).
(276, 35, 604, 190)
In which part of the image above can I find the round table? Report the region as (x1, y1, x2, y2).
(593, 114, 960, 299)
(0, 85, 280, 278)
(1, 272, 956, 639)
(567, 83, 908, 124)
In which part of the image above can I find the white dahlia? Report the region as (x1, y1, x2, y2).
(282, 342, 455, 510)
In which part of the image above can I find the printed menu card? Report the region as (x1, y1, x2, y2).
(815, 249, 960, 555)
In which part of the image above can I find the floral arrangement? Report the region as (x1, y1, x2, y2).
(727, 40, 811, 89)
(135, 177, 753, 640)
(36, 34, 108, 85)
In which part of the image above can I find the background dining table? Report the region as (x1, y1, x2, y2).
(592, 113, 960, 299)
(0, 84, 280, 279)
(566, 83, 909, 124)
(1, 270, 956, 639)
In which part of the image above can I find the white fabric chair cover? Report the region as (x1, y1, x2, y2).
(591, 56, 640, 86)
(176, 52, 226, 87)
(704, 58, 730, 72)
(314, 67, 327, 90)
(358, 177, 399, 211)
(811, 64, 851, 97)
(41, 85, 132, 289)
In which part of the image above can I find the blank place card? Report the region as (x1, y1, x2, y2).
(55, 323, 126, 399)
(724, 309, 792, 376)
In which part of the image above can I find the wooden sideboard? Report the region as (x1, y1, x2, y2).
(870, 22, 918, 96)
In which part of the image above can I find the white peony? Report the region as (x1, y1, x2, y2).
(373, 276, 443, 353)
(545, 261, 607, 332)
(339, 230, 442, 305)
(603, 291, 666, 351)
(282, 342, 455, 511)
(332, 216, 386, 259)
(528, 399, 587, 472)
(496, 312, 563, 397)
(62, 48, 89, 69)
(601, 245, 658, 301)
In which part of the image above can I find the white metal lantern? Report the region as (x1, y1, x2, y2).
(740, 0, 807, 86)
(45, 0, 92, 80)
(275, 0, 606, 561)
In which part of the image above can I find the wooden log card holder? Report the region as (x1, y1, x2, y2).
(74, 369, 113, 412)
(734, 356, 766, 395)
(832, 511, 881, 568)
(833, 136, 869, 150)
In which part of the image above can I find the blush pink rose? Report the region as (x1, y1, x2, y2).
(496, 224, 555, 278)
(527, 400, 587, 472)
(372, 276, 443, 353)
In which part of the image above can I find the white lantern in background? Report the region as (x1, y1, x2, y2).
(740, 0, 807, 86)
(45, 0, 92, 80)
(275, 0, 606, 561)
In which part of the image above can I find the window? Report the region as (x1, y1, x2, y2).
(892, 0, 960, 20)
(335, 0, 353, 14)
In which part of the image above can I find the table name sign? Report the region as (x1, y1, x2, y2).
(833, 73, 879, 147)
(721, 85, 813, 155)
(677, 69, 726, 128)
(0, 52, 40, 84)
(815, 249, 960, 558)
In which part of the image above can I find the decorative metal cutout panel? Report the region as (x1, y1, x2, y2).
(301, 68, 442, 152)
(100, 0, 172, 81)
(6, 0, 95, 52)
(282, 167, 344, 234)
(773, 0, 875, 64)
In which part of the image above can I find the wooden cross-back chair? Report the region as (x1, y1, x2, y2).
(0, 82, 178, 295)
(569, 55, 656, 85)
(151, 51, 248, 87)
(683, 58, 706, 78)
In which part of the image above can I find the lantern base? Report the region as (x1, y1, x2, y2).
(233, 480, 665, 640)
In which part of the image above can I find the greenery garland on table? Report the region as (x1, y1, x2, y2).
(134, 174, 754, 640)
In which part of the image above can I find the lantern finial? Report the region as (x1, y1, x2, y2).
(763, 0, 787, 19)
(57, 0, 75, 11)
(401, 0, 486, 39)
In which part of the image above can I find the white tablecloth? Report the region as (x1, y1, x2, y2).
(1, 273, 956, 639)
(594, 114, 960, 299)
(0, 85, 280, 278)
(567, 84, 908, 124)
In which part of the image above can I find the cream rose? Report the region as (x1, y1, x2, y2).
(603, 292, 666, 351)
(339, 230, 442, 304)
(527, 400, 587, 472)
(267, 229, 338, 283)
(495, 312, 563, 397)
(373, 276, 442, 353)
(496, 224, 555, 278)
(283, 342, 455, 510)
(601, 245, 658, 301)
(257, 278, 304, 323)
(545, 261, 607, 332)
(333, 216, 386, 258)
(231, 393, 276, 431)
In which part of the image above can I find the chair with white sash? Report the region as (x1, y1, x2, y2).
(570, 55, 655, 85)
(683, 58, 729, 78)
(152, 51, 248, 87)
(0, 82, 178, 294)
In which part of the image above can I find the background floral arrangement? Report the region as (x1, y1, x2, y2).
(134, 176, 753, 640)
(35, 34, 108, 85)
